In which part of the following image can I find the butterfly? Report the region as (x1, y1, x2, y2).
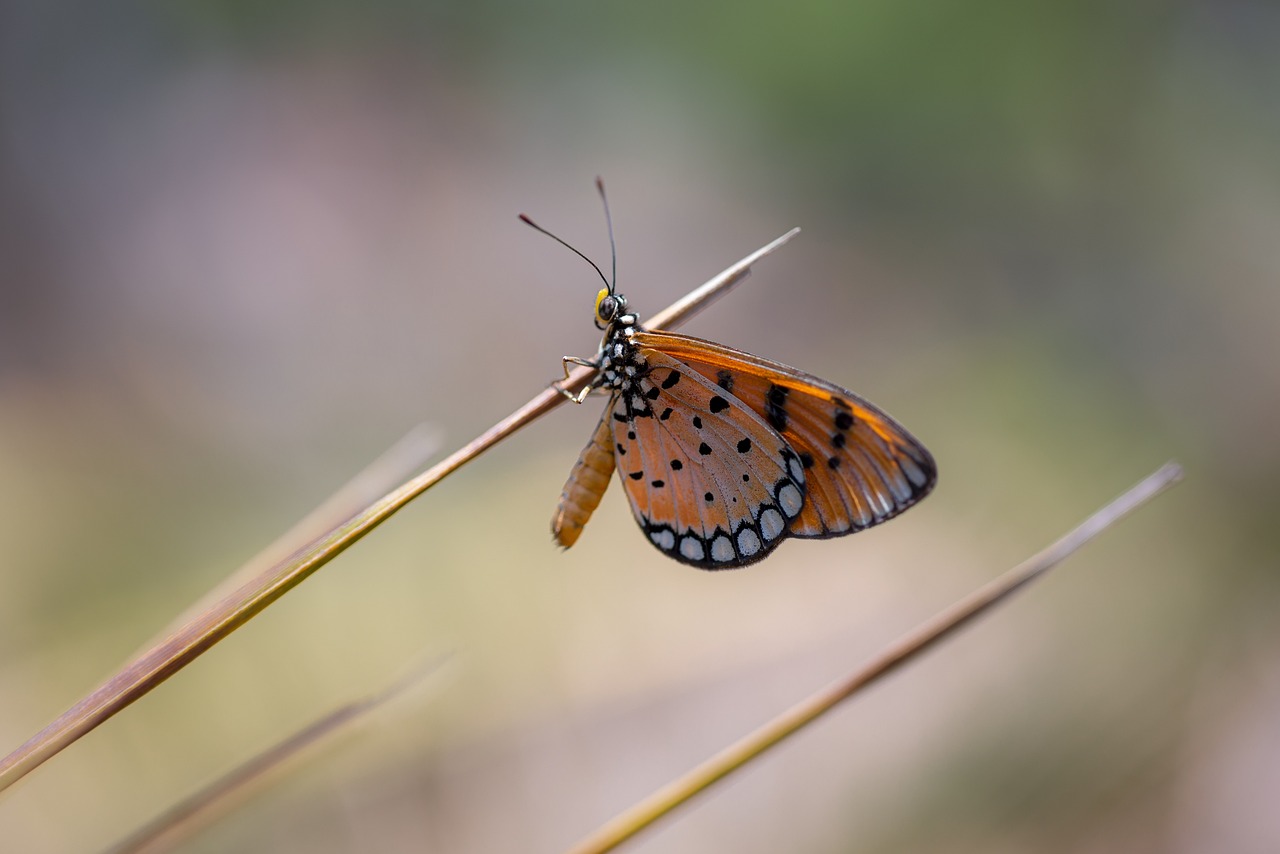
(530, 182, 936, 569)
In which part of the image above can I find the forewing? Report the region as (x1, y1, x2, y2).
(633, 330, 936, 538)
(611, 349, 806, 569)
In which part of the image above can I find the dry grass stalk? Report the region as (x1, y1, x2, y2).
(567, 462, 1184, 854)
(0, 228, 800, 792)
(102, 655, 453, 854)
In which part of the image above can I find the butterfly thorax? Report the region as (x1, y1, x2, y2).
(594, 299, 645, 392)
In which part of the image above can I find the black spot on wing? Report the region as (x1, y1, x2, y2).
(629, 471, 644, 480)
(835, 410, 855, 431)
(662, 371, 682, 389)
(670, 459, 683, 470)
(765, 384, 789, 431)
(698, 442, 713, 456)
(716, 370, 734, 392)
(737, 437, 752, 453)
(660, 407, 673, 421)
(709, 396, 730, 414)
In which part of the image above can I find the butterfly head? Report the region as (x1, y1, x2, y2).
(594, 288, 630, 330)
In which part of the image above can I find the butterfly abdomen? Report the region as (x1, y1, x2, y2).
(552, 408, 618, 549)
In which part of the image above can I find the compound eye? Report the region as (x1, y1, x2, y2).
(596, 293, 619, 323)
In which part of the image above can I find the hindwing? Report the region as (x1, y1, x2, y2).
(609, 349, 807, 568)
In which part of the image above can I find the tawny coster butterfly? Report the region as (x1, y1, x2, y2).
(530, 181, 936, 569)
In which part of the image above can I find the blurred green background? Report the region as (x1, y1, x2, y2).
(2, 1, 1278, 851)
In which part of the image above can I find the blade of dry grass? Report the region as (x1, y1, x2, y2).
(567, 461, 1185, 854)
(134, 422, 442, 657)
(103, 654, 454, 854)
(0, 228, 801, 793)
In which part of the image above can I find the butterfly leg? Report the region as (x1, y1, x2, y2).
(557, 355, 601, 404)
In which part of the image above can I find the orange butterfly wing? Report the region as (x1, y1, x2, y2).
(632, 330, 936, 538)
(609, 349, 807, 568)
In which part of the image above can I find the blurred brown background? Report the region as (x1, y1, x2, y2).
(1, 2, 1277, 852)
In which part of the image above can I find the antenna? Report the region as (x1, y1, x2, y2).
(519, 212, 611, 294)
(595, 176, 617, 293)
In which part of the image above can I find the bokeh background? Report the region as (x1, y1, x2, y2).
(2, 2, 1278, 852)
